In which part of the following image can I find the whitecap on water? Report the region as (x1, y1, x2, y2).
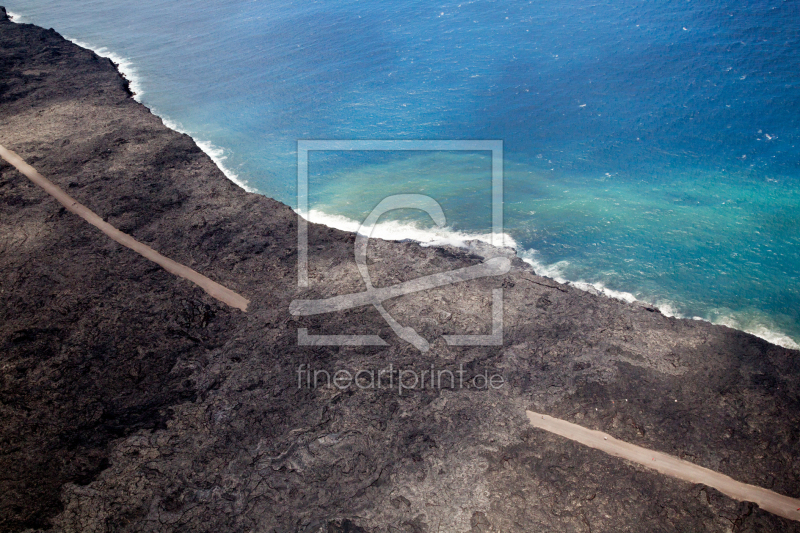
(68, 39, 144, 101)
(519, 250, 800, 350)
(62, 38, 257, 194)
(303, 208, 517, 249)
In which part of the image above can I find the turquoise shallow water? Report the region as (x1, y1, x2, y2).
(8, 0, 800, 347)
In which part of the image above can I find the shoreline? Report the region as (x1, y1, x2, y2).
(304, 204, 800, 349)
(75, 42, 259, 194)
(7, 7, 797, 351)
(8, 12, 258, 195)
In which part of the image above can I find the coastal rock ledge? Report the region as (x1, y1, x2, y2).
(1, 11, 799, 533)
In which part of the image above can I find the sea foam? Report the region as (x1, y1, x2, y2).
(191, 139, 258, 194)
(11, 13, 145, 102)
(299, 212, 800, 351)
(304, 208, 517, 249)
(161, 114, 258, 193)
(65, 38, 257, 193)
(14, 10, 257, 194)
(68, 39, 144, 102)
(715, 315, 800, 351)
(520, 249, 800, 350)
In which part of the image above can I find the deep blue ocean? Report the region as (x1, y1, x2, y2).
(9, 0, 800, 348)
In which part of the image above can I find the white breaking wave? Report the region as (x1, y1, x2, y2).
(68, 39, 144, 102)
(9, 13, 258, 194)
(304, 208, 517, 249)
(192, 139, 258, 193)
(6, 10, 23, 22)
(519, 251, 638, 302)
(659, 305, 798, 350)
(66, 38, 257, 193)
(651, 301, 681, 318)
(570, 280, 638, 304)
(715, 315, 800, 350)
(160, 114, 258, 193)
(519, 249, 799, 350)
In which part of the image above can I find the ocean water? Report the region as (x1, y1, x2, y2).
(8, 0, 800, 348)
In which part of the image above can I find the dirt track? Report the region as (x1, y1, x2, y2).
(0, 144, 249, 311)
(527, 410, 800, 522)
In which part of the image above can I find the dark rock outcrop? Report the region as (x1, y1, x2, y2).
(1, 10, 798, 533)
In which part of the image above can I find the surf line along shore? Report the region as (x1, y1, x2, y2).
(526, 411, 800, 522)
(0, 143, 250, 312)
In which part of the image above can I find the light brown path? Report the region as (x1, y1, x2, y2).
(0, 144, 249, 312)
(526, 410, 800, 522)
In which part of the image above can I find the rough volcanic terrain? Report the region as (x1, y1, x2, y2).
(1, 8, 799, 532)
